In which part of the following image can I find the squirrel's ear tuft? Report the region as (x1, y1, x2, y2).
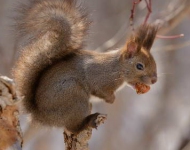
(129, 24, 158, 52)
(121, 41, 139, 59)
(142, 24, 158, 51)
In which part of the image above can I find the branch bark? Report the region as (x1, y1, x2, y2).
(64, 128, 92, 150)
(63, 114, 107, 150)
(0, 76, 22, 150)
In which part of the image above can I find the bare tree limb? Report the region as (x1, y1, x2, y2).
(155, 0, 190, 34)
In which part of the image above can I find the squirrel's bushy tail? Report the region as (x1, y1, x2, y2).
(12, 0, 89, 113)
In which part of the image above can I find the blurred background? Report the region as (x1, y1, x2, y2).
(0, 0, 190, 150)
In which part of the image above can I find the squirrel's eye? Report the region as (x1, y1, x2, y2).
(136, 63, 144, 70)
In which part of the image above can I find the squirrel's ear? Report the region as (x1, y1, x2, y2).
(142, 25, 158, 51)
(121, 41, 139, 59)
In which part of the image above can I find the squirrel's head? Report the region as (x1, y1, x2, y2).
(120, 24, 158, 88)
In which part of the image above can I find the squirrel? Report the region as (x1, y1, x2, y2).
(12, 0, 158, 134)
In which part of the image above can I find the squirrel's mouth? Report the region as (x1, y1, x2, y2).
(128, 82, 150, 94)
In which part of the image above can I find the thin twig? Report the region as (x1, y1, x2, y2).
(154, 0, 190, 39)
(153, 39, 190, 52)
(96, 0, 190, 52)
(156, 34, 184, 39)
(144, 0, 152, 24)
(130, 0, 142, 30)
(144, 0, 151, 11)
(155, 0, 190, 35)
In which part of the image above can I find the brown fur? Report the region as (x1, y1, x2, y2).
(13, 0, 89, 113)
(12, 0, 158, 134)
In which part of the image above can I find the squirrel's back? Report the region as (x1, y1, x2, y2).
(13, 0, 89, 113)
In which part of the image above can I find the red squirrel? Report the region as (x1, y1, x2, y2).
(13, 0, 158, 134)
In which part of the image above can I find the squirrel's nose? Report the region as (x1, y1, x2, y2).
(151, 77, 157, 84)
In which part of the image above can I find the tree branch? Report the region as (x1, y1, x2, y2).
(0, 76, 22, 150)
(63, 114, 107, 150)
(155, 0, 190, 34)
(130, 0, 142, 30)
(144, 0, 152, 24)
(64, 128, 92, 150)
(96, 0, 190, 52)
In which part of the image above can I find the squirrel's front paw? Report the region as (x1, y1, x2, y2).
(95, 114, 107, 128)
(105, 94, 115, 104)
(86, 113, 107, 129)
